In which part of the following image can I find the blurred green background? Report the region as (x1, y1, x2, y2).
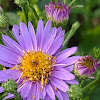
(0, 0, 100, 100)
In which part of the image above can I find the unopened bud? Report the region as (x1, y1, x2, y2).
(0, 7, 8, 31)
(68, 84, 83, 100)
(2, 79, 17, 93)
(45, 0, 70, 28)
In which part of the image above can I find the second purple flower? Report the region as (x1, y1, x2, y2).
(45, 0, 70, 28)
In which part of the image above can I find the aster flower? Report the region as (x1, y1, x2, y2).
(0, 20, 79, 100)
(45, 0, 70, 28)
(74, 55, 100, 79)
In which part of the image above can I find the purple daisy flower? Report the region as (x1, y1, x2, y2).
(74, 55, 100, 79)
(0, 20, 79, 100)
(45, 0, 70, 27)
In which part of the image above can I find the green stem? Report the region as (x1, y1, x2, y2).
(82, 76, 100, 92)
(29, 4, 39, 20)
(87, 84, 98, 95)
(64, 0, 67, 4)
(80, 80, 85, 87)
(71, 5, 84, 9)
(22, 6, 28, 26)
(0, 0, 1, 4)
(0, 92, 7, 99)
(68, 0, 77, 7)
(14, 91, 22, 100)
(4, 0, 8, 12)
(63, 21, 80, 48)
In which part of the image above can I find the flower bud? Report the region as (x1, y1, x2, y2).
(68, 84, 83, 100)
(2, 79, 17, 93)
(74, 55, 100, 79)
(0, 6, 8, 32)
(45, 0, 70, 28)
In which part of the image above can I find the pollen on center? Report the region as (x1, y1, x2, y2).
(16, 51, 55, 89)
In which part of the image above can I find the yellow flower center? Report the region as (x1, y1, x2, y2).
(18, 51, 55, 83)
(14, 51, 56, 91)
(81, 58, 94, 70)
(54, 5, 64, 11)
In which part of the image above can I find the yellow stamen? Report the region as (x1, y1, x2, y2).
(32, 96, 35, 99)
(55, 86, 57, 91)
(41, 75, 44, 92)
(45, 78, 48, 85)
(54, 5, 64, 11)
(81, 57, 94, 71)
(15, 51, 56, 89)
(17, 72, 23, 83)
(11, 66, 16, 70)
(3, 67, 6, 70)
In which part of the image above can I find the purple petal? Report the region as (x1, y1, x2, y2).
(0, 87, 4, 93)
(48, 30, 65, 55)
(20, 22, 33, 51)
(41, 86, 46, 99)
(23, 98, 27, 100)
(56, 56, 80, 67)
(36, 82, 41, 100)
(54, 45, 63, 55)
(64, 65, 74, 72)
(46, 84, 55, 100)
(17, 82, 25, 93)
(79, 67, 88, 75)
(50, 77, 69, 92)
(2, 34, 23, 55)
(56, 27, 62, 36)
(56, 47, 77, 62)
(52, 85, 63, 100)
(21, 81, 32, 98)
(0, 69, 21, 83)
(55, 90, 63, 100)
(90, 76, 95, 79)
(66, 80, 79, 85)
(3, 93, 14, 100)
(41, 20, 51, 49)
(52, 69, 75, 80)
(0, 59, 14, 67)
(43, 27, 57, 53)
(36, 19, 44, 49)
(28, 21, 37, 50)
(0, 44, 20, 64)
(61, 91, 69, 100)
(12, 24, 26, 51)
(44, 95, 51, 100)
(27, 83, 36, 100)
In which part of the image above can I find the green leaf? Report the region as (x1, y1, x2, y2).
(80, 96, 89, 100)
(5, 12, 20, 26)
(78, 25, 100, 56)
(0, 92, 7, 100)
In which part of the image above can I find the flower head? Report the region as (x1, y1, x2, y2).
(0, 20, 79, 100)
(45, 0, 70, 28)
(74, 55, 100, 79)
